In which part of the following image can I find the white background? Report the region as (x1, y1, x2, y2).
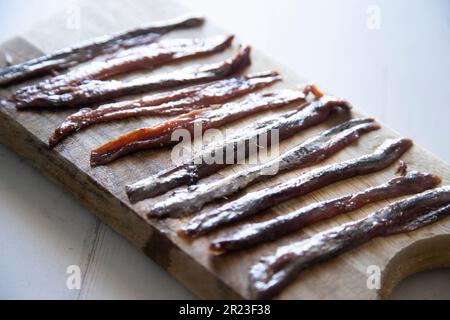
(0, 0, 449, 299)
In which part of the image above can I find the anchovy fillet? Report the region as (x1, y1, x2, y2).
(210, 171, 441, 254)
(49, 71, 281, 147)
(14, 35, 234, 100)
(0, 15, 204, 86)
(127, 94, 352, 203)
(90, 88, 307, 166)
(249, 187, 450, 299)
(147, 118, 380, 219)
(180, 138, 413, 236)
(13, 46, 251, 109)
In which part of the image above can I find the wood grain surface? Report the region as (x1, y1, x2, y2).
(0, 0, 449, 299)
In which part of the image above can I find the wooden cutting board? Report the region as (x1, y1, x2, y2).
(0, 0, 449, 299)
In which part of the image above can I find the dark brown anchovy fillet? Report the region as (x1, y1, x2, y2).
(90, 88, 307, 166)
(249, 187, 450, 299)
(210, 171, 441, 254)
(149, 118, 380, 220)
(15, 35, 234, 98)
(0, 15, 204, 87)
(49, 71, 281, 147)
(127, 94, 352, 203)
(180, 138, 413, 236)
(13, 46, 251, 109)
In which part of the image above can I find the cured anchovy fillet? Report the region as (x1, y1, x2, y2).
(249, 187, 450, 299)
(49, 71, 281, 147)
(13, 46, 252, 109)
(210, 171, 441, 254)
(0, 15, 204, 86)
(148, 118, 380, 219)
(15, 35, 234, 98)
(90, 88, 307, 166)
(127, 94, 352, 203)
(180, 138, 413, 236)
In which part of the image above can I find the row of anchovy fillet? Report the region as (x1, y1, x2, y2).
(1, 15, 449, 299)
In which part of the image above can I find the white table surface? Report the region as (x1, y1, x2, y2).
(0, 0, 449, 300)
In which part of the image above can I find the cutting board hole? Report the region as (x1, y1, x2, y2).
(380, 235, 450, 299)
